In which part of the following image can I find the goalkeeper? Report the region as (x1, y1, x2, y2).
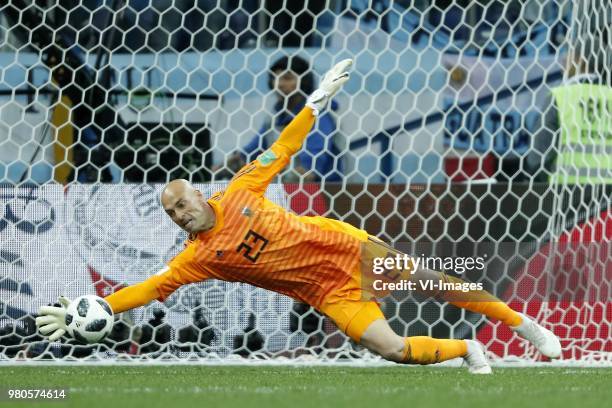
(36, 59, 560, 373)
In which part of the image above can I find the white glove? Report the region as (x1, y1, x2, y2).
(35, 296, 72, 341)
(306, 58, 353, 116)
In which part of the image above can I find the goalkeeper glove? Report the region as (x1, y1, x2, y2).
(306, 58, 353, 116)
(35, 296, 72, 341)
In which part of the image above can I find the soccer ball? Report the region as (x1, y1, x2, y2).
(65, 295, 114, 344)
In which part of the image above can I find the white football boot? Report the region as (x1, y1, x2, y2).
(463, 340, 492, 374)
(511, 313, 561, 359)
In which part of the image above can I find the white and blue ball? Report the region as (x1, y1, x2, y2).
(65, 295, 114, 344)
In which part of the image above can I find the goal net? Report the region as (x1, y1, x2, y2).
(0, 0, 610, 365)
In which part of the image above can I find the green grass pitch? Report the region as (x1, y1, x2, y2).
(1, 366, 611, 408)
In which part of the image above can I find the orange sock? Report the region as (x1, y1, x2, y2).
(402, 336, 467, 364)
(440, 275, 523, 327)
(450, 301, 523, 327)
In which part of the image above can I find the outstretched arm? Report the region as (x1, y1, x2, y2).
(106, 244, 209, 313)
(36, 244, 209, 341)
(271, 107, 318, 156)
(36, 271, 184, 341)
(274, 58, 352, 156)
(104, 274, 168, 314)
(226, 59, 353, 196)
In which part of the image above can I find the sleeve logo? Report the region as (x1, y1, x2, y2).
(256, 149, 278, 166)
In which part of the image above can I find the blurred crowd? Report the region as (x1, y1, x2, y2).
(48, 0, 565, 53)
(0, 0, 575, 184)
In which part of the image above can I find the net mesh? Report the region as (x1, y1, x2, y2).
(0, 0, 610, 364)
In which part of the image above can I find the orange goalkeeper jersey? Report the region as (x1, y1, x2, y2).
(154, 142, 368, 308)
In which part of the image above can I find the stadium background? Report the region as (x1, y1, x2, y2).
(0, 0, 610, 364)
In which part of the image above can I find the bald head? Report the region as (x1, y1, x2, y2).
(161, 179, 214, 234)
(161, 179, 194, 207)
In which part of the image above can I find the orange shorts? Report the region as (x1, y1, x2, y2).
(318, 261, 385, 343)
